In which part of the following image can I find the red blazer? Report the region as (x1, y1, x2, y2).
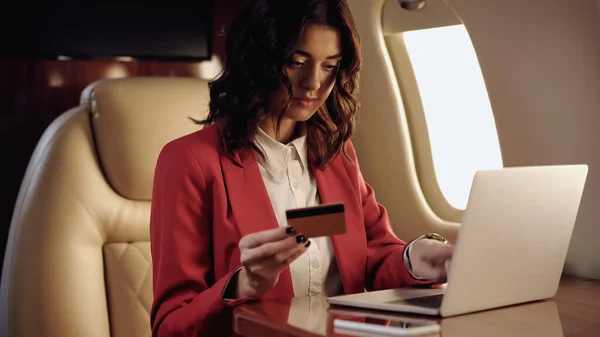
(149, 124, 430, 337)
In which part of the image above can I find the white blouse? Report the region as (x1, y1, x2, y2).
(253, 127, 343, 297)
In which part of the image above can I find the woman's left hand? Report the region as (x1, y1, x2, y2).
(409, 239, 454, 282)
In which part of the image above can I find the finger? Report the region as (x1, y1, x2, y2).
(246, 240, 310, 276)
(272, 240, 311, 270)
(415, 266, 445, 281)
(422, 243, 453, 264)
(444, 260, 451, 276)
(429, 266, 448, 282)
(239, 226, 297, 249)
(241, 234, 307, 265)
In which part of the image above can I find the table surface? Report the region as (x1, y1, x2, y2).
(233, 276, 600, 337)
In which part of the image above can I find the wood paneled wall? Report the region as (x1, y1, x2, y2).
(0, 0, 245, 269)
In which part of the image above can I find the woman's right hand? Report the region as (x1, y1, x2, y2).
(236, 227, 310, 298)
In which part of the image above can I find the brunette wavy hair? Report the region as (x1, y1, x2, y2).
(195, 0, 362, 169)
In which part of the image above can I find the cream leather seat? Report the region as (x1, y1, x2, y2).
(0, 77, 209, 337)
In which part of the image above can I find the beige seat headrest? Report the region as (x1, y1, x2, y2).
(80, 77, 210, 200)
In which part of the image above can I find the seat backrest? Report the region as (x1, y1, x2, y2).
(0, 77, 210, 337)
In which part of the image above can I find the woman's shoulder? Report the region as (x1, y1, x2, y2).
(157, 124, 222, 171)
(333, 140, 361, 181)
(344, 140, 359, 161)
(337, 140, 359, 169)
(168, 123, 221, 152)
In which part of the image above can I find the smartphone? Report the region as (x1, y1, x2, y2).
(285, 202, 346, 238)
(329, 308, 440, 336)
(333, 318, 441, 336)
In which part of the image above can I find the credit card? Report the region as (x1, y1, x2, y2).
(285, 202, 346, 238)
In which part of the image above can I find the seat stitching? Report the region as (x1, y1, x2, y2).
(43, 164, 106, 240)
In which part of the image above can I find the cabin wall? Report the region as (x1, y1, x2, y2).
(349, 0, 600, 279)
(449, 0, 600, 279)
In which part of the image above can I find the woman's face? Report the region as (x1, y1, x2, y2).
(266, 23, 342, 123)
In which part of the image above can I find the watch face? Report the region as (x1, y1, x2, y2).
(426, 233, 448, 244)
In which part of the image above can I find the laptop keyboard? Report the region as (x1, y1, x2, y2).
(388, 294, 444, 309)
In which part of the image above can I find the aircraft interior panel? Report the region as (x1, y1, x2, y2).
(348, 0, 600, 279)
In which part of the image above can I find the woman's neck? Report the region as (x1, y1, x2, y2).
(258, 116, 297, 144)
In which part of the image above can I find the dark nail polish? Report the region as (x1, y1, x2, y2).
(286, 227, 295, 235)
(296, 235, 306, 243)
(304, 240, 311, 248)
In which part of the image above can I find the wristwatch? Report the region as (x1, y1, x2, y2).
(403, 232, 449, 280)
(423, 232, 448, 244)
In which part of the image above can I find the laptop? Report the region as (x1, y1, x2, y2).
(327, 165, 588, 317)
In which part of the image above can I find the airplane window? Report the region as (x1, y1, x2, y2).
(402, 24, 503, 210)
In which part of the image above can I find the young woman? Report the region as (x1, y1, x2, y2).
(149, 0, 453, 336)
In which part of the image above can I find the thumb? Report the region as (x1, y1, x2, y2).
(444, 259, 451, 276)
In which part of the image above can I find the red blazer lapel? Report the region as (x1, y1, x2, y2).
(220, 148, 295, 300)
(313, 159, 367, 294)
